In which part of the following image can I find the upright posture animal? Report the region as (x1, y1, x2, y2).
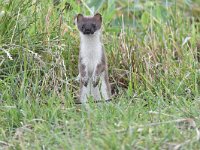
(75, 13, 111, 103)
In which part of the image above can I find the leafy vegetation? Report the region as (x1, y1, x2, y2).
(0, 0, 200, 149)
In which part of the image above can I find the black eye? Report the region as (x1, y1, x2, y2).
(81, 24, 85, 30)
(91, 23, 96, 28)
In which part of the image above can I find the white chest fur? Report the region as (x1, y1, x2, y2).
(80, 31, 102, 76)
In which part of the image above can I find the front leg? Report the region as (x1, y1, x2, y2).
(92, 63, 105, 87)
(79, 63, 89, 87)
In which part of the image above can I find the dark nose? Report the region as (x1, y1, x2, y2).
(83, 27, 94, 34)
(84, 28, 91, 34)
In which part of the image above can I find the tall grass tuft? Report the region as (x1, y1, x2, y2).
(0, 0, 200, 149)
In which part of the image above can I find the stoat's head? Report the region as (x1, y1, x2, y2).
(75, 13, 102, 35)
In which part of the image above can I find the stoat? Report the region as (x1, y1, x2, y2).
(75, 13, 111, 103)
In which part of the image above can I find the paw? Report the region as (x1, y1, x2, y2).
(81, 76, 89, 87)
(92, 75, 100, 87)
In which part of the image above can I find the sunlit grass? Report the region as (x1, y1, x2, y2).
(0, 0, 200, 149)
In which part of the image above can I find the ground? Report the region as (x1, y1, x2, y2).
(0, 0, 200, 149)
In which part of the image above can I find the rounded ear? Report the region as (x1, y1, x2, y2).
(94, 13, 102, 22)
(76, 14, 83, 22)
(74, 14, 83, 25)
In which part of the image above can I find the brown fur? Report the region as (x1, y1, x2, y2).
(76, 13, 111, 102)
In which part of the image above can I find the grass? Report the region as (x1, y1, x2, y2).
(0, 0, 200, 149)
